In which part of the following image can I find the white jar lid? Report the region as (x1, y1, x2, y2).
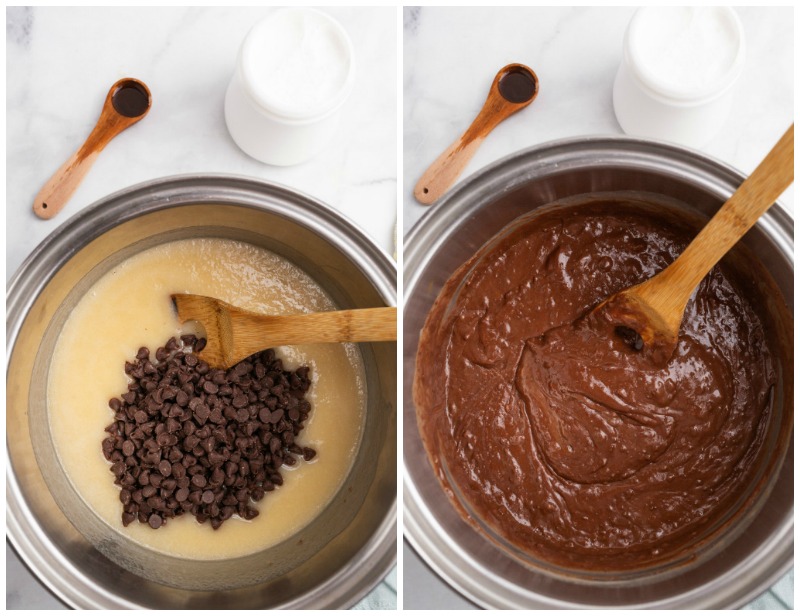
(625, 7, 745, 103)
(240, 8, 355, 121)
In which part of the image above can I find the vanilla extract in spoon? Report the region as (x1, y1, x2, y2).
(498, 66, 538, 103)
(111, 80, 151, 118)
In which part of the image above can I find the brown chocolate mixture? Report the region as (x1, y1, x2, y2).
(415, 200, 779, 571)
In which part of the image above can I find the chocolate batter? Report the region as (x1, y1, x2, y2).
(415, 199, 780, 571)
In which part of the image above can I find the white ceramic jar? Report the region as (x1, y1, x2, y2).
(613, 7, 745, 148)
(224, 8, 355, 166)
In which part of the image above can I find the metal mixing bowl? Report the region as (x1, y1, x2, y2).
(7, 174, 397, 609)
(403, 137, 793, 609)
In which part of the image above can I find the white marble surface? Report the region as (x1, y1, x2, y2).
(6, 6, 396, 609)
(403, 5, 793, 610)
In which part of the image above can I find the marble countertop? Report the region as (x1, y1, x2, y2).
(403, 5, 793, 610)
(6, 6, 396, 609)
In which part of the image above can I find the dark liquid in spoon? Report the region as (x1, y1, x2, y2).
(112, 82, 150, 118)
(498, 68, 537, 103)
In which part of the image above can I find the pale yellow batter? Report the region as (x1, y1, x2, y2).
(47, 238, 365, 560)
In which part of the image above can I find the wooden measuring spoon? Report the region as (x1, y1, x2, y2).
(414, 63, 538, 205)
(171, 294, 397, 369)
(33, 77, 152, 220)
(595, 124, 794, 363)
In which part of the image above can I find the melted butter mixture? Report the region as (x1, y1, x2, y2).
(48, 238, 365, 560)
(415, 201, 778, 571)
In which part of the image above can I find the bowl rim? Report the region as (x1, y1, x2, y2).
(402, 135, 793, 609)
(7, 172, 397, 609)
(405, 134, 793, 274)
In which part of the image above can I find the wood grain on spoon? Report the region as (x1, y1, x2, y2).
(33, 78, 151, 220)
(414, 63, 538, 205)
(596, 124, 794, 362)
(171, 294, 397, 369)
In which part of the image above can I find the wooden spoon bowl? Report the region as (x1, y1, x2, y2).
(595, 124, 794, 362)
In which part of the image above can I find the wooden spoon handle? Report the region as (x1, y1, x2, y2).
(232, 306, 397, 361)
(646, 125, 794, 305)
(413, 130, 488, 205)
(414, 99, 518, 205)
(33, 114, 138, 219)
(32, 137, 104, 219)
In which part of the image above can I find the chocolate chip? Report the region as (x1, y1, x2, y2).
(194, 405, 210, 425)
(615, 326, 645, 351)
(161, 478, 177, 492)
(181, 334, 197, 347)
(208, 451, 225, 466)
(175, 390, 189, 407)
(232, 394, 248, 409)
(210, 467, 225, 485)
(159, 460, 172, 477)
(122, 440, 135, 457)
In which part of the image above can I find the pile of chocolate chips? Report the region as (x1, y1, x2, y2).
(101, 335, 315, 530)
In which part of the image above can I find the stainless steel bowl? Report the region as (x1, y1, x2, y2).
(403, 137, 793, 609)
(8, 174, 397, 609)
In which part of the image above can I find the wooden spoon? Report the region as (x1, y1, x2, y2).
(171, 294, 397, 369)
(595, 124, 794, 363)
(414, 63, 538, 205)
(33, 77, 152, 220)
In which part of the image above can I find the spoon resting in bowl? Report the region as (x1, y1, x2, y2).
(171, 294, 397, 369)
(593, 124, 794, 364)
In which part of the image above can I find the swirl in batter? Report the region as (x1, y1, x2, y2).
(415, 200, 780, 571)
